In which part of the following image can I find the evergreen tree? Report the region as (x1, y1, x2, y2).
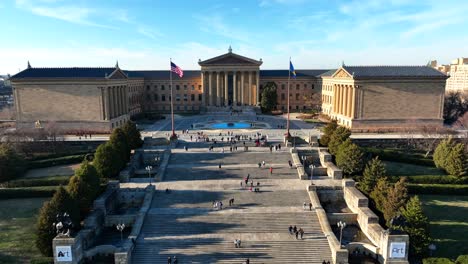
(360, 156, 386, 194)
(319, 119, 338, 146)
(35, 186, 80, 256)
(67, 161, 100, 214)
(328, 126, 351, 155)
(122, 120, 143, 150)
(400, 196, 431, 260)
(336, 139, 364, 176)
(384, 177, 408, 224)
(0, 143, 24, 182)
(370, 177, 390, 213)
(445, 142, 467, 176)
(109, 127, 130, 163)
(93, 142, 122, 178)
(260, 82, 278, 112)
(433, 138, 454, 170)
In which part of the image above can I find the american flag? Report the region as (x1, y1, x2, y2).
(171, 62, 183, 78)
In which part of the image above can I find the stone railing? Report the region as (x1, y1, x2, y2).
(290, 148, 308, 180)
(342, 179, 409, 264)
(318, 149, 343, 179)
(307, 185, 349, 264)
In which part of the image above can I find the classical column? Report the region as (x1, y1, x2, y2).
(341, 85, 345, 115)
(233, 72, 237, 105)
(336, 85, 341, 115)
(347, 86, 352, 117)
(256, 71, 260, 105)
(224, 72, 229, 106)
(201, 72, 205, 106)
(125, 86, 129, 114)
(344, 86, 348, 116)
(120, 86, 124, 115)
(248, 71, 252, 105)
(216, 72, 221, 106)
(351, 86, 356, 118)
(104, 87, 110, 120)
(112, 87, 117, 118)
(240, 72, 245, 105)
(208, 72, 213, 106)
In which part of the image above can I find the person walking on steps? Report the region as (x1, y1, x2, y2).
(173, 256, 178, 264)
(288, 225, 293, 234)
(309, 202, 312, 211)
(167, 256, 171, 264)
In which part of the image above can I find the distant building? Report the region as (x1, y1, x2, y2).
(431, 57, 468, 94)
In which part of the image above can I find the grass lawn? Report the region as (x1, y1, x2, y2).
(384, 161, 446, 176)
(419, 195, 468, 259)
(0, 198, 49, 263)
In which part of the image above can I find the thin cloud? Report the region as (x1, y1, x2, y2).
(137, 26, 163, 40)
(194, 14, 250, 42)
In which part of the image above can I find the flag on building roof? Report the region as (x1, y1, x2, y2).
(171, 62, 183, 78)
(289, 61, 296, 78)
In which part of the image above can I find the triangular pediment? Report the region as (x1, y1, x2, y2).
(107, 68, 128, 79)
(199, 52, 262, 66)
(332, 68, 353, 78)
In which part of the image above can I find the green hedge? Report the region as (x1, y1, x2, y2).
(27, 154, 86, 169)
(30, 257, 54, 264)
(423, 258, 454, 264)
(456, 255, 468, 264)
(364, 147, 434, 167)
(389, 175, 468, 185)
(2, 176, 71, 188)
(408, 184, 468, 195)
(0, 186, 58, 199)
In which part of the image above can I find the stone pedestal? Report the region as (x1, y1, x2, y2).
(53, 235, 83, 264)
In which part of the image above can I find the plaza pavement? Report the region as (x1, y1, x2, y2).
(129, 133, 333, 263)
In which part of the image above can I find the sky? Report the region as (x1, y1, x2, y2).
(1, 0, 468, 74)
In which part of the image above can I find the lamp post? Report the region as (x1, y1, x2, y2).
(145, 165, 153, 186)
(338, 221, 347, 248)
(310, 164, 315, 186)
(116, 223, 125, 242)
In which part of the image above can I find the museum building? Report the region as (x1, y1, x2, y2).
(10, 48, 448, 132)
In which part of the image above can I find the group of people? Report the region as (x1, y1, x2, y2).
(288, 225, 305, 240)
(303, 202, 313, 211)
(167, 256, 178, 264)
(241, 174, 261, 192)
(268, 144, 282, 152)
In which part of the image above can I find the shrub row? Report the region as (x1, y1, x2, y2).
(27, 154, 86, 169)
(0, 186, 58, 199)
(26, 150, 91, 162)
(423, 255, 468, 264)
(30, 257, 54, 264)
(389, 175, 468, 185)
(363, 147, 434, 167)
(408, 184, 468, 195)
(2, 176, 71, 188)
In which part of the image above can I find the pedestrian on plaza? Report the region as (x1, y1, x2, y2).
(288, 225, 293, 234)
(173, 256, 178, 264)
(167, 256, 172, 264)
(270, 166, 273, 175)
(245, 258, 250, 264)
(295, 230, 299, 239)
(293, 225, 297, 234)
(258, 162, 261, 168)
(299, 228, 304, 239)
(262, 160, 266, 167)
(257, 182, 260, 186)
(288, 160, 293, 168)
(240, 181, 243, 188)
(250, 181, 254, 188)
(219, 163, 222, 169)
(309, 202, 312, 211)
(303, 202, 307, 210)
(219, 201, 223, 210)
(322, 261, 327, 264)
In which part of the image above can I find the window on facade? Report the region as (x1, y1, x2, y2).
(198, 85, 202, 90)
(184, 85, 187, 90)
(191, 85, 195, 90)
(198, 94, 202, 101)
(281, 106, 285, 110)
(154, 94, 158, 101)
(183, 94, 188, 101)
(176, 85, 180, 90)
(296, 105, 299, 110)
(162, 95, 166, 101)
(296, 93, 300, 100)
(176, 95, 180, 101)
(191, 94, 195, 101)
(161, 85, 165, 90)
(281, 93, 285, 100)
(154, 85, 158, 90)
(146, 85, 150, 91)
(296, 84, 300, 90)
(177, 106, 180, 110)
(281, 84, 285, 90)
(169, 95, 172, 101)
(304, 84, 307, 89)
(303, 106, 306, 110)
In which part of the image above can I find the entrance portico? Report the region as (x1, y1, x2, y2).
(199, 47, 262, 107)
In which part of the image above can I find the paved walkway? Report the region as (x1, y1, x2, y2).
(131, 140, 332, 263)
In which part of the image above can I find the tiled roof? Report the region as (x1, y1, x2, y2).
(318, 69, 337, 77)
(342, 66, 447, 78)
(260, 69, 330, 78)
(11, 67, 118, 79)
(126, 70, 201, 79)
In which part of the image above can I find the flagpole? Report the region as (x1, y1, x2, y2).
(287, 57, 291, 138)
(170, 58, 175, 138)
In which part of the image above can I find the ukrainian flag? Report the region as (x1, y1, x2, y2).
(290, 61, 296, 78)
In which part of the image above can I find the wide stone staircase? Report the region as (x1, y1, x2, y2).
(133, 209, 331, 263)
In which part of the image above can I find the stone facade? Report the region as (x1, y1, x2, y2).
(11, 50, 447, 133)
(431, 57, 468, 94)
